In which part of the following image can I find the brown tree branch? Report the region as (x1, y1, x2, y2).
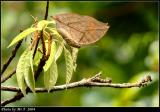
(33, 38, 40, 59)
(33, 0, 49, 59)
(1, 73, 152, 93)
(1, 69, 16, 83)
(40, 31, 46, 56)
(1, 40, 22, 75)
(44, 1, 49, 20)
(1, 92, 24, 106)
(1, 29, 23, 83)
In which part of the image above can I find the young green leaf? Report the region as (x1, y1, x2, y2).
(71, 47, 79, 71)
(16, 49, 35, 95)
(33, 50, 43, 66)
(37, 20, 55, 30)
(55, 43, 64, 61)
(64, 47, 74, 84)
(16, 49, 30, 95)
(24, 49, 35, 93)
(30, 49, 34, 75)
(43, 41, 56, 71)
(44, 60, 58, 92)
(24, 67, 35, 94)
(16, 75, 27, 96)
(8, 28, 39, 48)
(46, 27, 65, 42)
(46, 28, 65, 61)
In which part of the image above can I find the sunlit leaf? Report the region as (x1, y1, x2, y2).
(44, 60, 58, 92)
(16, 75, 27, 96)
(30, 49, 34, 75)
(16, 48, 35, 95)
(37, 20, 55, 30)
(55, 43, 64, 61)
(43, 41, 56, 71)
(46, 27, 65, 42)
(24, 49, 35, 93)
(43, 30, 50, 40)
(24, 67, 35, 94)
(46, 27, 65, 61)
(8, 28, 39, 48)
(64, 47, 74, 84)
(71, 47, 79, 71)
(33, 50, 43, 66)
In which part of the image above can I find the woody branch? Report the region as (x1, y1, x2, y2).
(1, 72, 152, 93)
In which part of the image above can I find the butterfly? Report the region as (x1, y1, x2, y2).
(52, 13, 109, 48)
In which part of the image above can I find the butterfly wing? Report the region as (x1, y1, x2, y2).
(52, 13, 109, 48)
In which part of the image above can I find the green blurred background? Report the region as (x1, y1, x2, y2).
(1, 1, 159, 107)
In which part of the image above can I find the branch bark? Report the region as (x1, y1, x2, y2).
(1, 69, 16, 83)
(1, 29, 23, 83)
(1, 73, 152, 93)
(44, 1, 49, 20)
(1, 39, 22, 75)
(0, 73, 152, 106)
(32, 0, 49, 59)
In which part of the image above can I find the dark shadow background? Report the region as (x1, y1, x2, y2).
(1, 1, 159, 106)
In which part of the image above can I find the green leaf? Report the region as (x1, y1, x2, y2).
(8, 28, 39, 48)
(55, 43, 64, 61)
(44, 60, 58, 92)
(37, 20, 55, 30)
(33, 50, 43, 66)
(71, 47, 79, 71)
(16, 75, 27, 96)
(43, 41, 56, 71)
(24, 49, 35, 93)
(30, 49, 34, 75)
(16, 49, 29, 95)
(46, 27, 65, 42)
(64, 47, 74, 84)
(24, 67, 35, 94)
(46, 27, 65, 61)
(16, 48, 35, 95)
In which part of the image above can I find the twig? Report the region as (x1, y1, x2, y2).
(1, 40, 22, 75)
(38, 1, 49, 57)
(1, 92, 23, 106)
(30, 16, 38, 50)
(33, 0, 49, 58)
(1, 1, 50, 106)
(33, 38, 40, 59)
(44, 1, 49, 20)
(1, 69, 16, 83)
(1, 74, 152, 93)
(40, 31, 46, 56)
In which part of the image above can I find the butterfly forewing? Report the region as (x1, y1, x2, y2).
(52, 13, 109, 48)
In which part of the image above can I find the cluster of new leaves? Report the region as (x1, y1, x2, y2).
(8, 20, 78, 95)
